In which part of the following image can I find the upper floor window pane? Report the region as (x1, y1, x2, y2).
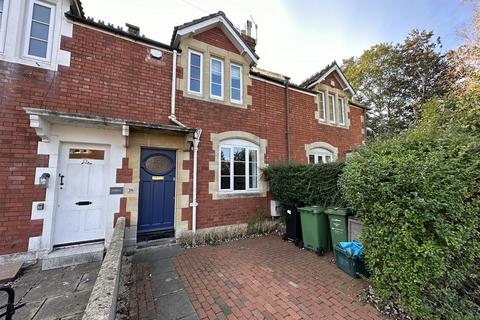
(328, 94, 336, 123)
(318, 92, 326, 121)
(338, 97, 346, 125)
(0, 0, 4, 28)
(210, 58, 223, 99)
(27, 2, 53, 59)
(230, 64, 242, 103)
(0, 0, 5, 52)
(188, 50, 202, 94)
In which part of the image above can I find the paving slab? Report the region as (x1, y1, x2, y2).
(0, 261, 101, 320)
(128, 244, 199, 320)
(0, 261, 22, 283)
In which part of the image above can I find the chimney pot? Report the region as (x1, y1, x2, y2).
(125, 23, 140, 36)
(246, 20, 252, 37)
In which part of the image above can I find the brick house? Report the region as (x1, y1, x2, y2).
(0, 0, 366, 266)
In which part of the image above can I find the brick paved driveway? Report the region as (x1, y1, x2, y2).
(173, 236, 382, 320)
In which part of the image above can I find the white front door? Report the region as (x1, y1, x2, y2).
(53, 143, 108, 245)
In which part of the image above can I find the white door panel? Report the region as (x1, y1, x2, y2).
(53, 144, 108, 245)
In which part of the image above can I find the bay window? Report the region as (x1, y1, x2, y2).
(24, 1, 55, 60)
(188, 49, 202, 94)
(220, 139, 258, 192)
(210, 58, 223, 99)
(230, 64, 242, 104)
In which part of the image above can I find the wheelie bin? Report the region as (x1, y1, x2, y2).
(325, 208, 349, 246)
(299, 206, 330, 256)
(281, 203, 303, 247)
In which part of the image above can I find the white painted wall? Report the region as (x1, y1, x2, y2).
(30, 124, 126, 258)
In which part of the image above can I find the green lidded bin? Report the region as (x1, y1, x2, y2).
(325, 208, 349, 246)
(299, 206, 330, 256)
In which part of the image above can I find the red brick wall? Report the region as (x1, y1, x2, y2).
(0, 23, 364, 254)
(193, 27, 240, 54)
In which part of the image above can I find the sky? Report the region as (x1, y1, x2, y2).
(81, 0, 474, 83)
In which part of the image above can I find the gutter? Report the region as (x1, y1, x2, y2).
(65, 12, 180, 52)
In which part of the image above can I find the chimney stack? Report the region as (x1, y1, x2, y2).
(246, 20, 252, 37)
(125, 23, 140, 36)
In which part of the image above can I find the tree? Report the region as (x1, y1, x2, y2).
(343, 30, 450, 137)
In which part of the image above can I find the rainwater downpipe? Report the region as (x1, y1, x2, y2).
(284, 77, 291, 161)
(167, 49, 200, 233)
(168, 49, 187, 127)
(191, 129, 202, 233)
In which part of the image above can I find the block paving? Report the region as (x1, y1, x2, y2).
(173, 236, 383, 320)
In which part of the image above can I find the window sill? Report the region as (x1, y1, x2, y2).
(184, 91, 247, 109)
(216, 191, 264, 199)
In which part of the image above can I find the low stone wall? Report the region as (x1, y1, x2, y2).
(83, 217, 125, 320)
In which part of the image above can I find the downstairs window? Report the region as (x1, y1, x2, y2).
(219, 139, 259, 192)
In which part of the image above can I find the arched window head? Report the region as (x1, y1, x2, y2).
(308, 148, 335, 164)
(219, 139, 259, 192)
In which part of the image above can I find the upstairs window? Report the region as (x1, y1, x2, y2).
(219, 139, 259, 192)
(24, 1, 55, 60)
(188, 50, 202, 94)
(210, 58, 223, 99)
(308, 148, 334, 164)
(0, 0, 8, 53)
(318, 92, 326, 121)
(230, 64, 242, 104)
(338, 97, 346, 125)
(328, 94, 336, 123)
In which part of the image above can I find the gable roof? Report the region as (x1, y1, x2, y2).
(171, 11, 259, 66)
(299, 61, 355, 95)
(71, 0, 85, 18)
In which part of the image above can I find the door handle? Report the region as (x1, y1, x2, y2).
(75, 201, 92, 206)
(59, 174, 64, 186)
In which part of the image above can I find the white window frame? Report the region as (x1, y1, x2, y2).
(187, 49, 203, 95)
(210, 57, 224, 100)
(328, 94, 336, 124)
(219, 139, 259, 193)
(308, 148, 335, 164)
(230, 63, 243, 104)
(0, 0, 9, 54)
(338, 97, 346, 125)
(23, 0, 56, 62)
(318, 91, 326, 121)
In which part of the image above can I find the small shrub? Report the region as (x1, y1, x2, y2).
(262, 162, 345, 207)
(340, 126, 480, 319)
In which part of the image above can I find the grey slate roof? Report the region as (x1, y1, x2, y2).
(170, 11, 259, 58)
(299, 61, 339, 88)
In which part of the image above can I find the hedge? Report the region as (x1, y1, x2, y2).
(340, 126, 480, 319)
(262, 162, 345, 207)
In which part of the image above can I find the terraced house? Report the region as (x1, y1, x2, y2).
(0, 0, 366, 267)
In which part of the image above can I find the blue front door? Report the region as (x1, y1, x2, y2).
(138, 148, 176, 233)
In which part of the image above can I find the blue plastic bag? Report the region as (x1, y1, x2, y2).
(337, 240, 363, 257)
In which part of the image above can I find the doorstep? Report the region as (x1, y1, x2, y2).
(41, 242, 105, 270)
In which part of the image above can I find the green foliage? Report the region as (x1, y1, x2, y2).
(343, 30, 451, 137)
(263, 162, 345, 207)
(340, 126, 480, 319)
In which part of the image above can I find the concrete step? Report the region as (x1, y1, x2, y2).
(136, 237, 176, 250)
(41, 243, 105, 270)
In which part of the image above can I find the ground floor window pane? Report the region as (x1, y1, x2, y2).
(234, 176, 246, 190)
